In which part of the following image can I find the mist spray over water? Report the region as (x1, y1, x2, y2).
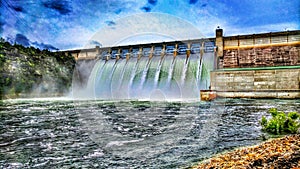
(77, 52, 213, 101)
(69, 14, 225, 166)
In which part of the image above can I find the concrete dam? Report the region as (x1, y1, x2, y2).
(72, 39, 216, 100)
(69, 29, 300, 99)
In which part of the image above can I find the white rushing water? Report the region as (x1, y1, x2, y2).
(77, 48, 215, 100)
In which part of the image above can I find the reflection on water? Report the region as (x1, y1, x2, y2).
(0, 98, 299, 168)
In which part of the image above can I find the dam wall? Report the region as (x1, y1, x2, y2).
(65, 28, 300, 99)
(211, 67, 300, 98)
(72, 39, 216, 100)
(67, 46, 101, 60)
(212, 29, 300, 99)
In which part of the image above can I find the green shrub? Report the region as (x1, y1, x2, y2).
(268, 108, 279, 117)
(261, 108, 300, 134)
(288, 112, 300, 120)
(261, 116, 267, 127)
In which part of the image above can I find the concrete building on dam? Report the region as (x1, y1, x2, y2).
(212, 28, 300, 99)
(65, 28, 300, 99)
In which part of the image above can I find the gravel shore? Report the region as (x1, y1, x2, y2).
(192, 134, 300, 169)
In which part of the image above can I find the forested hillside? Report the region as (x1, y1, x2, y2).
(0, 38, 75, 99)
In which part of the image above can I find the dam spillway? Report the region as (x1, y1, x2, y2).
(69, 29, 300, 99)
(74, 41, 216, 100)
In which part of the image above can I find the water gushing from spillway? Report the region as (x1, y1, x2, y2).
(153, 57, 164, 89)
(77, 49, 214, 100)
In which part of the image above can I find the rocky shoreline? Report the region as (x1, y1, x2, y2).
(191, 134, 300, 169)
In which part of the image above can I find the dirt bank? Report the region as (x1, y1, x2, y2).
(192, 134, 300, 169)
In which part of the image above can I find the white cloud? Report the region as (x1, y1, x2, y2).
(89, 13, 204, 47)
(57, 25, 95, 50)
(2, 0, 298, 50)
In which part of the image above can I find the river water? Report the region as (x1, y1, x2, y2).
(0, 98, 299, 168)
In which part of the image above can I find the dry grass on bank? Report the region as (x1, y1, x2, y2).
(191, 134, 300, 169)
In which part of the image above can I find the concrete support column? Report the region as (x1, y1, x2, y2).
(138, 47, 143, 60)
(106, 48, 112, 61)
(186, 43, 191, 59)
(161, 44, 166, 58)
(127, 48, 132, 61)
(95, 46, 100, 54)
(174, 44, 178, 58)
(149, 46, 154, 59)
(200, 41, 204, 63)
(116, 48, 121, 60)
(74, 53, 79, 60)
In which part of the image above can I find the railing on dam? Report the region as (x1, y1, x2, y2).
(223, 30, 300, 49)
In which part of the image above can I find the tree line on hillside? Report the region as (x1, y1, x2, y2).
(0, 38, 76, 99)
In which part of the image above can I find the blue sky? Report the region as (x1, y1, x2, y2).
(0, 0, 299, 50)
